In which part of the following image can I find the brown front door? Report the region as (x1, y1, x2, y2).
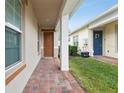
(44, 32, 54, 57)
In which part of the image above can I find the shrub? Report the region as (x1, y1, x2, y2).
(69, 45, 78, 56)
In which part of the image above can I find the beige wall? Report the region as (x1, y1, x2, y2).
(69, 27, 89, 52)
(103, 21, 118, 58)
(88, 21, 118, 58)
(6, 1, 41, 93)
(88, 29, 94, 56)
(69, 21, 118, 58)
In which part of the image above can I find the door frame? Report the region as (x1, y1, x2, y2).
(43, 31, 54, 57)
(93, 30, 103, 55)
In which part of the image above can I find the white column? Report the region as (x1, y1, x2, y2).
(60, 14, 69, 71)
(41, 32, 44, 57)
(88, 29, 94, 56)
(54, 31, 59, 58)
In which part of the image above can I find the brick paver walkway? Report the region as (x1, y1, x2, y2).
(23, 58, 85, 93)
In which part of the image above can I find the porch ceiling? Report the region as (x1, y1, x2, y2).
(31, 0, 64, 29)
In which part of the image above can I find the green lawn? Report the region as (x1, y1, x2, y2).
(69, 56, 118, 93)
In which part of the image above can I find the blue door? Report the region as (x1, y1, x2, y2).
(93, 31, 103, 55)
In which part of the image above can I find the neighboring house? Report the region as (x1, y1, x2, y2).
(69, 26, 89, 53)
(5, 0, 83, 93)
(69, 5, 118, 58)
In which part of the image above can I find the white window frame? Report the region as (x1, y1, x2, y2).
(5, 22, 22, 33)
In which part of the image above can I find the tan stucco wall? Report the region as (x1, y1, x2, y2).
(103, 21, 118, 58)
(6, 2, 41, 93)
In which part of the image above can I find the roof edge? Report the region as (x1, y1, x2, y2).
(69, 4, 118, 36)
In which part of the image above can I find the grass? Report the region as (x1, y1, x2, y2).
(69, 56, 118, 93)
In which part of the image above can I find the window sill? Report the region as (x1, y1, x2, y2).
(6, 63, 26, 85)
(5, 22, 22, 33)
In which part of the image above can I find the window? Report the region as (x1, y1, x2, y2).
(5, 27, 21, 68)
(6, 0, 21, 29)
(5, 0, 22, 69)
(68, 37, 70, 42)
(37, 30, 40, 52)
(73, 35, 78, 46)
